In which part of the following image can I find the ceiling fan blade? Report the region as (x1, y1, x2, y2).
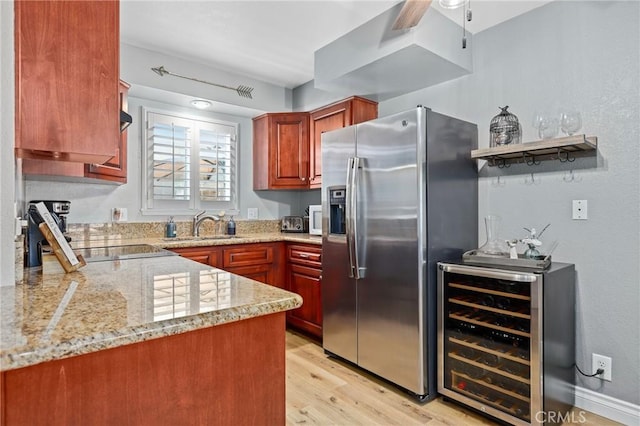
(391, 0, 432, 30)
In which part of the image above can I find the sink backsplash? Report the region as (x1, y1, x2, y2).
(66, 219, 281, 245)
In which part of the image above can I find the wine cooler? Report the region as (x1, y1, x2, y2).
(437, 262, 575, 425)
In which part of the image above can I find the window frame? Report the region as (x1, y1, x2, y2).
(140, 106, 239, 217)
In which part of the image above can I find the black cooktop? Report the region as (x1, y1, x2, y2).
(77, 244, 177, 263)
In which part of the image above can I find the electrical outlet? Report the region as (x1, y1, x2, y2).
(592, 354, 612, 381)
(112, 207, 128, 223)
(572, 200, 588, 220)
(247, 208, 258, 219)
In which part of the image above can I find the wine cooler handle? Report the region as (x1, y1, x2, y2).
(439, 264, 537, 282)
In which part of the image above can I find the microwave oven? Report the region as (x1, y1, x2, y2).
(308, 205, 322, 235)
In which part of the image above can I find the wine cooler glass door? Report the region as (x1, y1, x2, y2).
(437, 263, 543, 425)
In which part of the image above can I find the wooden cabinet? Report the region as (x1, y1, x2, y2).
(170, 243, 285, 289)
(15, 0, 120, 164)
(171, 246, 222, 268)
(253, 112, 310, 190)
(2, 313, 286, 425)
(22, 80, 130, 184)
(223, 243, 283, 287)
(308, 97, 378, 188)
(286, 244, 322, 338)
(252, 97, 377, 191)
(85, 80, 131, 183)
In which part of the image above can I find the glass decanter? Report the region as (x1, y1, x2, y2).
(477, 215, 510, 257)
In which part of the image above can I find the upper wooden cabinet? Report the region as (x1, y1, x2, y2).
(21, 80, 130, 184)
(253, 112, 310, 190)
(308, 97, 378, 189)
(85, 80, 130, 183)
(15, 0, 120, 164)
(252, 97, 377, 191)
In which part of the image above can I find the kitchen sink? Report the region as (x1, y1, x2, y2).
(161, 235, 243, 242)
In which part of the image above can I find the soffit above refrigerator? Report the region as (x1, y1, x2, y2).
(313, 2, 472, 100)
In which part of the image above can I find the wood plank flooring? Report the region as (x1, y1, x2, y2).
(285, 330, 622, 426)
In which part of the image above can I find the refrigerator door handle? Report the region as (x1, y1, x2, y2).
(346, 156, 365, 280)
(352, 157, 365, 279)
(346, 157, 356, 278)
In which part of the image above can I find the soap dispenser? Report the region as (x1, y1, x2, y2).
(165, 216, 176, 238)
(227, 216, 236, 235)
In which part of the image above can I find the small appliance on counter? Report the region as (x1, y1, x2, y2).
(308, 205, 322, 236)
(281, 216, 305, 233)
(25, 200, 71, 267)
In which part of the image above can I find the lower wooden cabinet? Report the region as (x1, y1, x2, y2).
(170, 246, 222, 268)
(225, 264, 272, 285)
(2, 313, 286, 425)
(170, 242, 284, 288)
(171, 241, 323, 338)
(286, 243, 322, 339)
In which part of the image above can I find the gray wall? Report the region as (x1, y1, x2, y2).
(24, 96, 305, 223)
(376, 1, 638, 406)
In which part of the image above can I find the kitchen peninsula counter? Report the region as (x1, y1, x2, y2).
(1, 254, 302, 425)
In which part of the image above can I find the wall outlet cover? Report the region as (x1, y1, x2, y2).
(592, 353, 612, 381)
(112, 207, 128, 223)
(572, 200, 588, 220)
(247, 208, 258, 219)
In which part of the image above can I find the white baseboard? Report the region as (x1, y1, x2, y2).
(574, 385, 640, 425)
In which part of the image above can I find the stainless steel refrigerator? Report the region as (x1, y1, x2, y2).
(321, 106, 478, 400)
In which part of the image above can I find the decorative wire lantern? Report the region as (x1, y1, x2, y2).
(489, 106, 522, 147)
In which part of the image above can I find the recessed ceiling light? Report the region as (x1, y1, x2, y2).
(439, 0, 466, 9)
(190, 99, 212, 109)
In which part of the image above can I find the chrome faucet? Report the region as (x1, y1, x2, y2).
(192, 210, 220, 237)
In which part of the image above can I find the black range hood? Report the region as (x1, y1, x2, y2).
(120, 110, 133, 132)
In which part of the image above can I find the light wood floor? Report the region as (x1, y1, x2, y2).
(285, 330, 622, 426)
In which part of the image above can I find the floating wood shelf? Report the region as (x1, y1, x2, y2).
(471, 134, 597, 167)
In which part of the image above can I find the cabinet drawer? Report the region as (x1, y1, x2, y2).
(170, 247, 222, 268)
(225, 264, 272, 285)
(223, 245, 274, 268)
(287, 244, 321, 268)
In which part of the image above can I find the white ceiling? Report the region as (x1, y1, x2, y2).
(121, 0, 552, 90)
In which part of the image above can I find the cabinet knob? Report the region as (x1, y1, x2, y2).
(301, 177, 306, 181)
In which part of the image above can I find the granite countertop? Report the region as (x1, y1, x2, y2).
(1, 255, 302, 372)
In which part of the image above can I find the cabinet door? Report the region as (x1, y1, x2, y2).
(15, 0, 120, 164)
(309, 97, 377, 189)
(253, 113, 309, 190)
(85, 80, 130, 183)
(287, 264, 322, 338)
(21, 81, 129, 183)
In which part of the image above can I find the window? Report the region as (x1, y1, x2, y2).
(142, 108, 238, 215)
